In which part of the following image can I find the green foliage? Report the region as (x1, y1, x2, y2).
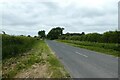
(27, 35, 31, 37)
(2, 34, 37, 59)
(102, 31, 120, 43)
(2, 31, 6, 34)
(47, 54, 61, 67)
(59, 31, 120, 44)
(47, 27, 64, 40)
(60, 40, 119, 51)
(59, 40, 119, 57)
(2, 40, 70, 78)
(47, 50, 70, 78)
(2, 40, 43, 78)
(38, 30, 46, 39)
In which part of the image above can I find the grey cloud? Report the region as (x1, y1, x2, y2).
(2, 14, 39, 26)
(1, 0, 118, 36)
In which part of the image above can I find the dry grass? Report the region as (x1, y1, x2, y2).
(15, 64, 49, 78)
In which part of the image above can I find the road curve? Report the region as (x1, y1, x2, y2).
(46, 40, 118, 78)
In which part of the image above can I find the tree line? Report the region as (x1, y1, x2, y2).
(38, 27, 120, 44)
(59, 31, 120, 43)
(2, 27, 119, 44)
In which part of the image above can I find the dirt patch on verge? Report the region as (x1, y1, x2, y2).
(15, 64, 49, 78)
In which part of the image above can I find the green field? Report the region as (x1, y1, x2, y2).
(2, 34, 70, 78)
(58, 40, 119, 57)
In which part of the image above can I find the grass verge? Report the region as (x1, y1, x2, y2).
(58, 40, 119, 57)
(2, 40, 70, 78)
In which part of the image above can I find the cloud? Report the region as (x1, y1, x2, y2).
(0, 0, 119, 36)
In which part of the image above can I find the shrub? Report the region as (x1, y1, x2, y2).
(2, 34, 37, 59)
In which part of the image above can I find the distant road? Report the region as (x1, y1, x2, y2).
(46, 40, 118, 78)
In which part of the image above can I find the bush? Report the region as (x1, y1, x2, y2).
(2, 34, 37, 59)
(59, 31, 120, 44)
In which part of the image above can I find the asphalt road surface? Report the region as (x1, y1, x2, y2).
(46, 40, 118, 78)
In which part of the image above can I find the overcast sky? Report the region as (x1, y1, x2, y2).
(0, 0, 119, 36)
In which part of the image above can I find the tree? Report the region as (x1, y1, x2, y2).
(28, 35, 31, 37)
(34, 36, 37, 38)
(102, 31, 120, 43)
(38, 30, 45, 39)
(47, 27, 64, 40)
(20, 35, 24, 36)
(2, 31, 6, 34)
(81, 32, 85, 35)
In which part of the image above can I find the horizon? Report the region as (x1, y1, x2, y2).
(1, 29, 118, 37)
(0, 0, 119, 36)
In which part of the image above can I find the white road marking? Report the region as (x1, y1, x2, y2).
(76, 52, 88, 58)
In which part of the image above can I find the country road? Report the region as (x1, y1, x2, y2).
(46, 40, 118, 78)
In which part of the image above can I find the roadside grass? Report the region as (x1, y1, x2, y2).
(2, 40, 70, 78)
(41, 41, 70, 78)
(58, 40, 119, 57)
(47, 52, 70, 78)
(2, 40, 43, 78)
(2, 34, 38, 59)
